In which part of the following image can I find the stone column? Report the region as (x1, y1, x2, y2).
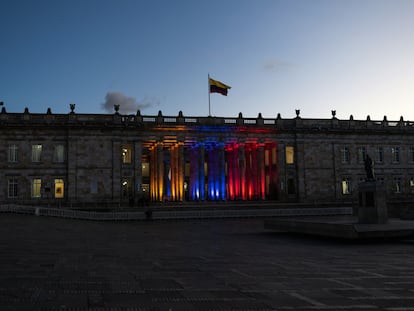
(67, 138, 77, 205)
(112, 141, 121, 204)
(134, 141, 142, 199)
(198, 144, 205, 200)
(218, 143, 226, 200)
(178, 143, 184, 201)
(238, 144, 246, 200)
(258, 145, 266, 200)
(157, 143, 164, 201)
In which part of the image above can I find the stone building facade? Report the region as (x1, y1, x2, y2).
(1, 106, 414, 207)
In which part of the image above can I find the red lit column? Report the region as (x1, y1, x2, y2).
(239, 144, 246, 200)
(245, 146, 252, 199)
(251, 145, 258, 199)
(258, 145, 266, 200)
(233, 144, 240, 199)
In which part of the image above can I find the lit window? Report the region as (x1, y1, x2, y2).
(341, 147, 350, 163)
(394, 177, 402, 193)
(357, 147, 366, 163)
(54, 179, 64, 198)
(375, 147, 383, 163)
(341, 178, 351, 195)
(31, 179, 42, 198)
(8, 178, 18, 198)
(32, 144, 42, 162)
(392, 147, 400, 163)
(410, 178, 414, 193)
(285, 146, 294, 164)
(122, 145, 132, 164)
(142, 163, 150, 177)
(8, 145, 18, 162)
(54, 145, 65, 163)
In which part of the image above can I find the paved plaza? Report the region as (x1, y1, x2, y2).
(1, 214, 414, 310)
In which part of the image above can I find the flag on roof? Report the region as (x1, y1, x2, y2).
(209, 78, 231, 96)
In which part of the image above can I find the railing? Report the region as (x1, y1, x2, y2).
(2, 109, 414, 132)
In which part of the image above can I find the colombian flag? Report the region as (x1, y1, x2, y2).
(209, 78, 231, 96)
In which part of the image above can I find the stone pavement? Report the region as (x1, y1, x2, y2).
(1, 214, 414, 310)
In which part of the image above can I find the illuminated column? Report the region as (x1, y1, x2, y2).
(218, 143, 226, 200)
(178, 143, 184, 201)
(157, 143, 164, 201)
(150, 147, 156, 201)
(207, 147, 213, 200)
(226, 146, 234, 200)
(245, 146, 252, 199)
(258, 145, 266, 200)
(239, 144, 246, 200)
(198, 144, 205, 200)
(189, 147, 198, 200)
(234, 144, 240, 199)
(170, 146, 176, 200)
(251, 145, 258, 199)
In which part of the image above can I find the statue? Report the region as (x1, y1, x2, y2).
(364, 154, 375, 181)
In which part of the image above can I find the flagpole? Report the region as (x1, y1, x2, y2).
(208, 73, 211, 116)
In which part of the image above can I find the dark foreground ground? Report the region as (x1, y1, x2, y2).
(1, 214, 414, 310)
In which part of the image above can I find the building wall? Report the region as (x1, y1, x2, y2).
(1, 109, 414, 206)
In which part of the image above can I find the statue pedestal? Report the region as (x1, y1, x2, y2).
(358, 181, 388, 224)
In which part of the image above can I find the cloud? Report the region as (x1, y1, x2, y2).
(263, 59, 294, 72)
(101, 91, 159, 114)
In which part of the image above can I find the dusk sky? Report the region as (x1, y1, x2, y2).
(1, 0, 414, 120)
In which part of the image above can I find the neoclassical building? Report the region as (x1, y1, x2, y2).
(1, 106, 414, 207)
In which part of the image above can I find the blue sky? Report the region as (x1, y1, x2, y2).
(1, 0, 414, 120)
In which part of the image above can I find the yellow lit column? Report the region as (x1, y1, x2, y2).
(157, 143, 164, 201)
(150, 147, 155, 201)
(178, 143, 184, 201)
(170, 146, 176, 200)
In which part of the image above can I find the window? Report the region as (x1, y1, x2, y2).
(32, 144, 42, 162)
(375, 147, 384, 163)
(31, 179, 42, 198)
(54, 145, 65, 163)
(410, 147, 414, 162)
(341, 147, 350, 163)
(8, 145, 18, 162)
(341, 178, 351, 195)
(122, 145, 132, 164)
(122, 178, 133, 197)
(357, 147, 366, 163)
(142, 163, 150, 177)
(287, 178, 295, 194)
(410, 178, 414, 193)
(8, 178, 18, 198)
(285, 146, 294, 164)
(391, 147, 400, 163)
(54, 179, 64, 198)
(394, 177, 402, 193)
(90, 181, 98, 194)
